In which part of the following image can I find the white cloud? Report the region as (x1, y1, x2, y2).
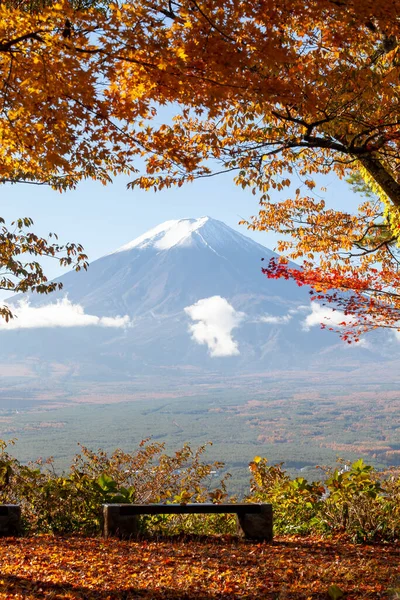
(290, 305, 310, 314)
(258, 305, 310, 325)
(302, 302, 354, 331)
(260, 314, 292, 324)
(0, 298, 131, 330)
(184, 296, 245, 357)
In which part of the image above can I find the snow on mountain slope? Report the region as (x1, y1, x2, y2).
(114, 217, 211, 252)
(113, 216, 278, 256)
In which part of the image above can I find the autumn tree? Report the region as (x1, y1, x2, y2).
(104, 0, 400, 341)
(0, 0, 123, 316)
(3, 0, 400, 336)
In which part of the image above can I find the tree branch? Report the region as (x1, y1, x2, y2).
(358, 154, 400, 208)
(0, 31, 44, 51)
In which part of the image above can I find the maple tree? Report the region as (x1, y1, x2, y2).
(109, 0, 400, 342)
(3, 0, 400, 335)
(0, 0, 110, 315)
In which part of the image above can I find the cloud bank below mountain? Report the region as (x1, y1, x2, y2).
(0, 299, 131, 330)
(184, 297, 354, 358)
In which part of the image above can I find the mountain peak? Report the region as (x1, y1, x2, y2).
(112, 216, 278, 259)
(114, 217, 212, 253)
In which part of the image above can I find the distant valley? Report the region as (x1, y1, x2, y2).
(0, 217, 399, 488)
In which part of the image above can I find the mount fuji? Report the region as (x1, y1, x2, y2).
(0, 216, 391, 382)
(29, 216, 303, 316)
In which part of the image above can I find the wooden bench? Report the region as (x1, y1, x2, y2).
(103, 503, 273, 541)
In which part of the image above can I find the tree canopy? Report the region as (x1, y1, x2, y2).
(3, 0, 400, 335)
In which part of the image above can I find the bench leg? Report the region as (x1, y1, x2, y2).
(0, 506, 21, 537)
(103, 505, 140, 539)
(236, 506, 273, 541)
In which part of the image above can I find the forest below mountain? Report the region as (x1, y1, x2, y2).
(1, 375, 399, 496)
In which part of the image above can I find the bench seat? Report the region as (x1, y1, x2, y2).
(103, 503, 273, 541)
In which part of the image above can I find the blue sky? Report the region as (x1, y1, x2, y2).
(1, 167, 359, 286)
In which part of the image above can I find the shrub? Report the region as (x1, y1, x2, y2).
(247, 456, 324, 534)
(248, 456, 400, 541)
(2, 438, 400, 541)
(0, 439, 231, 535)
(321, 459, 400, 542)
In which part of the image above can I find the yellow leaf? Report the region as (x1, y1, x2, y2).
(176, 48, 188, 60)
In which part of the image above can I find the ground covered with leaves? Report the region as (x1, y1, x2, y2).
(0, 535, 398, 599)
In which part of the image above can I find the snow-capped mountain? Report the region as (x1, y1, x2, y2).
(1, 216, 386, 379)
(24, 216, 305, 318)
